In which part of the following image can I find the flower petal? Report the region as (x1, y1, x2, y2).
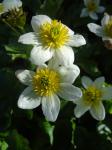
(58, 64, 80, 83)
(96, 6, 105, 13)
(54, 46, 74, 66)
(67, 34, 86, 47)
(90, 101, 105, 120)
(58, 83, 82, 101)
(42, 94, 60, 122)
(31, 15, 51, 33)
(74, 99, 90, 118)
(89, 12, 98, 20)
(81, 76, 93, 89)
(101, 13, 110, 26)
(3, 0, 22, 12)
(18, 87, 41, 109)
(93, 76, 105, 88)
(15, 70, 34, 86)
(30, 46, 53, 65)
(65, 25, 74, 36)
(102, 86, 112, 100)
(18, 32, 39, 45)
(87, 23, 103, 37)
(80, 8, 89, 17)
(84, 0, 88, 6)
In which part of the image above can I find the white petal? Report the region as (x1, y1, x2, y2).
(96, 6, 105, 13)
(30, 46, 53, 65)
(65, 25, 74, 36)
(101, 13, 110, 26)
(67, 34, 86, 47)
(74, 99, 90, 118)
(18, 32, 39, 45)
(54, 46, 74, 66)
(3, 0, 22, 12)
(80, 8, 89, 17)
(102, 86, 112, 100)
(81, 76, 93, 89)
(15, 70, 34, 86)
(58, 83, 82, 101)
(89, 12, 98, 20)
(87, 23, 103, 37)
(90, 102, 105, 120)
(31, 15, 51, 33)
(58, 64, 80, 83)
(18, 87, 41, 109)
(42, 94, 60, 122)
(93, 76, 105, 88)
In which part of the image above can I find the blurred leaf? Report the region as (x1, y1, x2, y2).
(0, 141, 8, 150)
(7, 130, 31, 150)
(39, 120, 55, 145)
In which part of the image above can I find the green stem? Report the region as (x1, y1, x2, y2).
(2, 19, 21, 36)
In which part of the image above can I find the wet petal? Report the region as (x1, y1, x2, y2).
(67, 34, 86, 47)
(31, 15, 51, 32)
(42, 94, 60, 122)
(18, 87, 41, 109)
(90, 101, 105, 120)
(15, 70, 34, 86)
(87, 23, 103, 37)
(81, 76, 93, 89)
(30, 46, 53, 65)
(58, 83, 82, 101)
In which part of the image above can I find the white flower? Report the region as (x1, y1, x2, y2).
(15, 63, 82, 122)
(18, 15, 86, 66)
(0, 0, 22, 15)
(88, 13, 112, 43)
(80, 0, 105, 20)
(74, 76, 112, 121)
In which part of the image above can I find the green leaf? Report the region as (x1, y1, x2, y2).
(0, 141, 8, 150)
(7, 130, 31, 150)
(39, 120, 55, 145)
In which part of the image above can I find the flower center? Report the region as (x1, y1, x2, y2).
(39, 20, 69, 49)
(0, 3, 4, 13)
(83, 86, 102, 105)
(87, 1, 97, 12)
(104, 19, 112, 38)
(32, 68, 60, 96)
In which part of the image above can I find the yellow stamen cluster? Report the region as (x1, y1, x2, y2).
(83, 86, 102, 105)
(104, 19, 112, 38)
(87, 1, 97, 12)
(39, 20, 69, 49)
(32, 68, 60, 96)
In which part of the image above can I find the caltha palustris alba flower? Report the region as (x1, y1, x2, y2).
(0, 0, 22, 15)
(88, 13, 112, 49)
(18, 15, 86, 66)
(15, 63, 82, 122)
(0, 0, 26, 29)
(80, 0, 105, 20)
(74, 76, 112, 121)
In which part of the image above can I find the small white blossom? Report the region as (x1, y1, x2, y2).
(88, 13, 112, 44)
(16, 63, 82, 122)
(80, 0, 105, 20)
(74, 76, 112, 121)
(0, 0, 22, 15)
(18, 15, 86, 66)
